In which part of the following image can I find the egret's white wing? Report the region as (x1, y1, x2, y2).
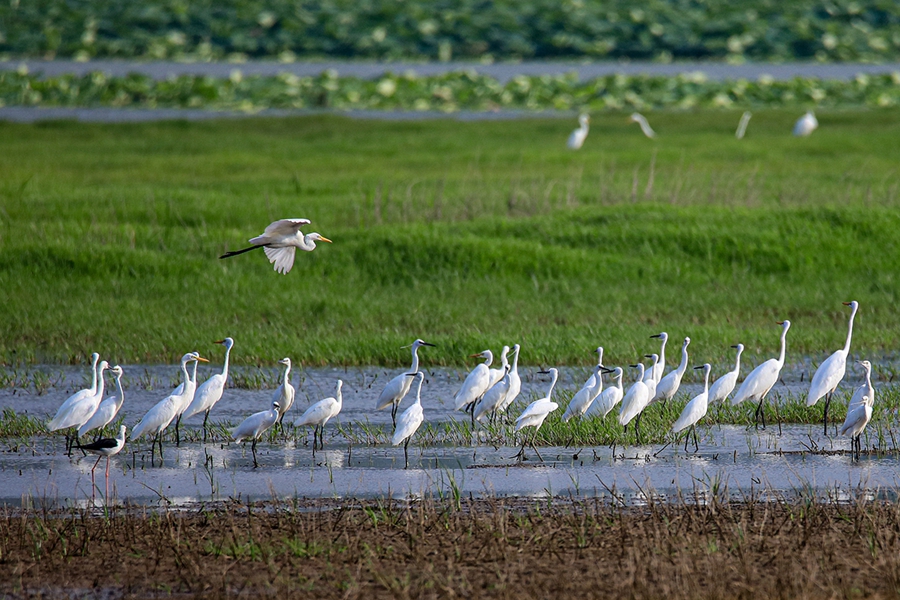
(262, 218, 311, 237)
(263, 246, 296, 274)
(392, 403, 424, 446)
(294, 397, 339, 427)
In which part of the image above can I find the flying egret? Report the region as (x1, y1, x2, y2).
(132, 353, 205, 458)
(587, 367, 624, 418)
(848, 360, 874, 411)
(184, 337, 235, 441)
(497, 344, 522, 414)
(793, 111, 818, 137)
(78, 365, 125, 439)
(454, 350, 493, 418)
(618, 363, 651, 443)
(294, 380, 343, 452)
(807, 301, 859, 436)
(474, 365, 511, 424)
(732, 320, 791, 430)
(653, 337, 691, 405)
(274, 357, 296, 427)
(567, 114, 590, 150)
(735, 111, 752, 139)
(219, 218, 332, 274)
(488, 346, 511, 388)
(49, 361, 110, 455)
(392, 372, 425, 468)
(563, 364, 604, 422)
(840, 394, 872, 461)
(649, 333, 668, 383)
(376, 339, 435, 430)
(47, 352, 100, 447)
(74, 425, 126, 499)
(708, 344, 744, 405)
(232, 401, 281, 467)
(672, 364, 712, 452)
(642, 354, 659, 402)
(172, 351, 203, 446)
(514, 369, 560, 462)
(629, 113, 656, 138)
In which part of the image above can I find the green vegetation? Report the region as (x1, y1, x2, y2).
(3, 0, 900, 62)
(4, 69, 900, 112)
(1, 110, 900, 366)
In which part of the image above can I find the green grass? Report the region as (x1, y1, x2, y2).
(1, 109, 900, 366)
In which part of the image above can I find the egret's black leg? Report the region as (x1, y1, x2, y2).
(531, 430, 544, 463)
(403, 437, 410, 469)
(202, 411, 209, 442)
(175, 415, 181, 447)
(391, 404, 398, 432)
(823, 392, 831, 437)
(251, 438, 258, 468)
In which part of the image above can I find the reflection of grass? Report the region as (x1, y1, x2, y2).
(2, 111, 900, 366)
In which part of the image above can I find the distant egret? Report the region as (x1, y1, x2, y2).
(392, 372, 425, 468)
(587, 367, 624, 418)
(184, 337, 234, 441)
(294, 380, 343, 452)
(567, 114, 590, 150)
(840, 394, 872, 461)
(793, 111, 818, 137)
(653, 337, 691, 405)
(232, 401, 281, 467)
(563, 364, 604, 423)
(807, 301, 859, 436)
(78, 365, 125, 439)
(474, 365, 510, 424)
(454, 350, 493, 418)
(649, 333, 668, 383)
(848, 360, 874, 411)
(630, 113, 656, 138)
(514, 368, 560, 462)
(708, 344, 744, 405)
(732, 320, 791, 429)
(172, 351, 203, 446)
(735, 111, 752, 139)
(219, 218, 332, 274)
(497, 344, 522, 414)
(376, 339, 435, 430)
(618, 363, 651, 443)
(74, 424, 126, 499)
(49, 360, 110, 455)
(672, 364, 711, 452)
(274, 357, 296, 426)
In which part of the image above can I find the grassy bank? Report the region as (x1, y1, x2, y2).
(1, 110, 900, 366)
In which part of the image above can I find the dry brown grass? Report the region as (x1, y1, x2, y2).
(2, 496, 900, 599)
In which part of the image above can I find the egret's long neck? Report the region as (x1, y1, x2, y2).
(190, 360, 199, 384)
(95, 367, 107, 399)
(90, 357, 100, 394)
(546, 372, 559, 399)
(843, 306, 858, 354)
(221, 344, 232, 379)
(596, 349, 603, 368)
(511, 349, 520, 372)
(734, 349, 743, 372)
(636, 364, 645, 382)
(777, 329, 788, 366)
(658, 340, 666, 371)
(616, 373, 624, 391)
(114, 374, 125, 409)
(703, 369, 710, 393)
(300, 234, 316, 251)
(181, 360, 191, 386)
(676, 345, 689, 375)
(414, 380, 423, 406)
(501, 350, 509, 370)
(283, 364, 291, 387)
(410, 346, 420, 373)
(335, 384, 343, 408)
(483, 353, 493, 367)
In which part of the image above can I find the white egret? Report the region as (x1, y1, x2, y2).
(474, 366, 510, 424)
(219, 218, 332, 274)
(132, 353, 205, 458)
(563, 364, 604, 423)
(840, 394, 872, 461)
(49, 360, 110, 455)
(587, 367, 624, 418)
(642, 354, 659, 402)
(184, 337, 235, 441)
(376, 339, 435, 429)
(232, 401, 281, 467)
(567, 114, 590, 150)
(514, 369, 560, 462)
(392, 372, 425, 468)
(454, 350, 493, 418)
(47, 352, 100, 443)
(78, 365, 125, 439)
(274, 357, 296, 426)
(649, 333, 668, 383)
(731, 320, 791, 430)
(497, 344, 522, 414)
(629, 112, 656, 138)
(74, 425, 126, 499)
(807, 301, 859, 436)
(584, 347, 604, 389)
(735, 111, 752, 139)
(294, 380, 343, 452)
(618, 363, 651, 443)
(172, 351, 203, 446)
(488, 345, 511, 388)
(848, 360, 874, 411)
(793, 111, 818, 137)
(653, 337, 691, 405)
(672, 364, 712, 452)
(708, 344, 744, 405)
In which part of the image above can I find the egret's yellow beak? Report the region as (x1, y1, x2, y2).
(196, 356, 209, 362)
(319, 236, 333, 243)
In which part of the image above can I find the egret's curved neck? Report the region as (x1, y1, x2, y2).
(635, 364, 645, 381)
(501, 350, 509, 369)
(702, 369, 710, 392)
(190, 360, 199, 384)
(410, 346, 420, 373)
(221, 344, 232, 379)
(546, 371, 559, 399)
(734, 348, 743, 371)
(865, 366, 872, 389)
(616, 373, 624, 389)
(596, 349, 603, 367)
(483, 353, 493, 367)
(335, 384, 343, 407)
(95, 367, 107, 399)
(181, 360, 192, 386)
(658, 339, 667, 367)
(676, 344, 689, 375)
(114, 374, 125, 408)
(90, 357, 100, 393)
(777, 327, 789, 366)
(414, 379, 423, 405)
(511, 349, 520, 371)
(300, 234, 316, 251)
(283, 364, 291, 386)
(843, 305, 858, 353)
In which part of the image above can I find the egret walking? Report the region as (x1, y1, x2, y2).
(184, 338, 234, 441)
(294, 380, 343, 452)
(618, 363, 651, 443)
(567, 114, 590, 150)
(708, 344, 744, 405)
(807, 301, 859, 436)
(78, 365, 125, 439)
(793, 111, 818, 137)
(672, 364, 712, 452)
(454, 350, 493, 418)
(840, 394, 872, 461)
(514, 369, 560, 462)
(653, 337, 690, 405)
(732, 320, 791, 429)
(219, 218, 332, 274)
(232, 401, 281, 467)
(630, 113, 656, 138)
(392, 372, 425, 468)
(376, 339, 435, 430)
(49, 360, 110, 455)
(587, 367, 624, 418)
(274, 358, 296, 427)
(74, 425, 126, 499)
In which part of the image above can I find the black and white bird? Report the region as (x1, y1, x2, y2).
(75, 425, 126, 498)
(219, 218, 332, 274)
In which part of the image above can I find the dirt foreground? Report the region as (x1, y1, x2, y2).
(2, 496, 899, 598)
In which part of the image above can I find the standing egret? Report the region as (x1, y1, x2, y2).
(294, 380, 343, 452)
(78, 365, 125, 439)
(567, 114, 590, 150)
(219, 218, 332, 274)
(184, 338, 235, 441)
(274, 358, 296, 426)
(392, 372, 425, 468)
(840, 394, 872, 461)
(735, 111, 752, 139)
(848, 360, 874, 411)
(653, 337, 691, 405)
(618, 363, 651, 443)
(488, 346, 511, 388)
(376, 339, 435, 430)
(642, 354, 659, 403)
(232, 401, 281, 467)
(708, 344, 744, 405)
(732, 320, 791, 429)
(454, 350, 493, 418)
(74, 425, 126, 499)
(474, 366, 511, 424)
(132, 353, 205, 458)
(807, 301, 859, 436)
(584, 347, 604, 389)
(649, 333, 668, 383)
(48, 352, 100, 442)
(172, 351, 203, 446)
(672, 364, 712, 452)
(629, 113, 656, 138)
(587, 367, 624, 418)
(793, 111, 818, 137)
(514, 369, 559, 462)
(497, 344, 522, 414)
(563, 364, 604, 423)
(49, 361, 110, 455)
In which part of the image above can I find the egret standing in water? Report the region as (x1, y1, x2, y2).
(618, 364, 651, 443)
(454, 350, 493, 419)
(567, 114, 590, 149)
(497, 344, 522, 414)
(78, 365, 125, 440)
(48, 352, 100, 448)
(672, 364, 712, 452)
(392, 372, 425, 468)
(807, 301, 858, 436)
(514, 369, 560, 462)
(563, 364, 604, 422)
(653, 337, 691, 405)
(294, 380, 343, 452)
(587, 367, 624, 418)
(74, 425, 126, 499)
(474, 366, 511, 423)
(848, 360, 875, 411)
(793, 111, 818, 137)
(840, 394, 872, 461)
(629, 113, 656, 138)
(219, 218, 332, 274)
(376, 339, 435, 430)
(274, 358, 296, 428)
(232, 401, 281, 467)
(49, 360, 110, 455)
(732, 321, 791, 429)
(184, 338, 234, 441)
(172, 352, 203, 446)
(708, 344, 744, 405)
